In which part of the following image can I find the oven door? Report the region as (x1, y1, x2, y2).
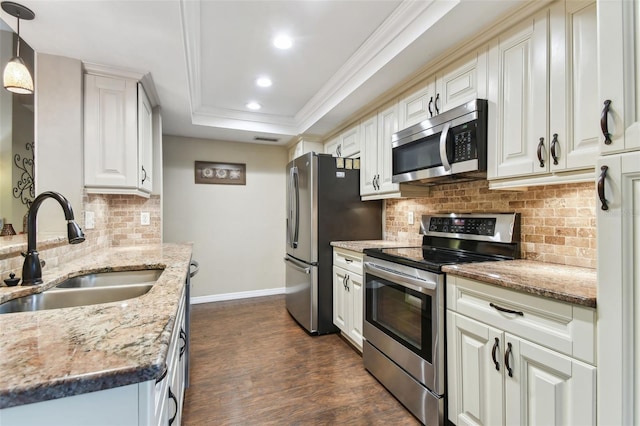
(363, 256, 445, 395)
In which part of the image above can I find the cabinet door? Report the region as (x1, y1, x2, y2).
(489, 10, 550, 179)
(138, 83, 153, 193)
(84, 74, 138, 188)
(360, 115, 378, 196)
(340, 126, 360, 158)
(596, 152, 640, 424)
(447, 312, 504, 426)
(347, 272, 363, 349)
(598, 0, 640, 154)
(435, 47, 488, 115)
(332, 266, 348, 332)
(504, 335, 596, 426)
(549, 0, 599, 171)
(324, 137, 341, 157)
(377, 103, 400, 194)
(398, 77, 436, 130)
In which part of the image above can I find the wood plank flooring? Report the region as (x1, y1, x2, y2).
(182, 295, 421, 425)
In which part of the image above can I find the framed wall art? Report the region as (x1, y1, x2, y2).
(195, 161, 246, 185)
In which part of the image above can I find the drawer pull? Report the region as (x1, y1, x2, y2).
(345, 258, 353, 263)
(491, 337, 500, 371)
(505, 342, 514, 378)
(490, 302, 524, 316)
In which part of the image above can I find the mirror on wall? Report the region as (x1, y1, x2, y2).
(0, 18, 34, 235)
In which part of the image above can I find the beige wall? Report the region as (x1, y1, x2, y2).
(162, 135, 287, 298)
(34, 53, 84, 232)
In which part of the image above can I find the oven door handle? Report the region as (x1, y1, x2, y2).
(364, 262, 437, 293)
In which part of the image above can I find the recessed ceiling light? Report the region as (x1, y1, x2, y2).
(273, 34, 293, 50)
(246, 101, 261, 111)
(256, 77, 272, 88)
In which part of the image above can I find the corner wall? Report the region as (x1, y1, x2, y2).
(162, 135, 287, 298)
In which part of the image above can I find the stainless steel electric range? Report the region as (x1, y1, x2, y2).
(363, 213, 520, 426)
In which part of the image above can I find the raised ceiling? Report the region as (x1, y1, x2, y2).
(2, 0, 525, 145)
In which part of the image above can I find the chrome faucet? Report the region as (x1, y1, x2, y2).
(22, 191, 85, 285)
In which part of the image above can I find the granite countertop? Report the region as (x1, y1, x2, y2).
(0, 233, 67, 259)
(0, 243, 193, 409)
(330, 240, 415, 253)
(443, 259, 597, 308)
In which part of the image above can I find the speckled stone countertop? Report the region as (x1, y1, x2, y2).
(443, 259, 596, 308)
(0, 243, 192, 409)
(0, 233, 67, 259)
(330, 240, 415, 253)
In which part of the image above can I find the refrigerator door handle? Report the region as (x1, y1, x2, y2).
(284, 256, 311, 274)
(292, 166, 300, 248)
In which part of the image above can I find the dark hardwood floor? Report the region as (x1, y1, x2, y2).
(182, 295, 421, 425)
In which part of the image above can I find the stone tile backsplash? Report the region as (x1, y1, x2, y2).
(0, 193, 162, 282)
(385, 181, 596, 268)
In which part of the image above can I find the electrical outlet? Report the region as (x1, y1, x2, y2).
(408, 211, 414, 225)
(140, 212, 151, 226)
(85, 211, 95, 229)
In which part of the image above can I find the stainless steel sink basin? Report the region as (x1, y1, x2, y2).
(0, 269, 163, 314)
(0, 284, 153, 314)
(55, 269, 163, 288)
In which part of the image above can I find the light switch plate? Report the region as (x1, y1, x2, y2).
(85, 211, 95, 229)
(140, 212, 150, 226)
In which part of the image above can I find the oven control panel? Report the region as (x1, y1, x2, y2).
(427, 217, 496, 236)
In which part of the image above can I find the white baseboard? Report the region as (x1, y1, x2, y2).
(190, 287, 286, 304)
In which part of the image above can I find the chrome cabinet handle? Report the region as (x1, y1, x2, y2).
(491, 337, 500, 371)
(601, 100, 612, 145)
(537, 137, 545, 168)
(598, 165, 609, 211)
(550, 133, 559, 165)
(504, 342, 514, 378)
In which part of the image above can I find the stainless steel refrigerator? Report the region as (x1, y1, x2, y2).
(285, 152, 382, 334)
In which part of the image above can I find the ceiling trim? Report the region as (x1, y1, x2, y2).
(180, 0, 460, 137)
(295, 0, 459, 132)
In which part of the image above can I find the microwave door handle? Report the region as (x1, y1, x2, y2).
(439, 122, 452, 172)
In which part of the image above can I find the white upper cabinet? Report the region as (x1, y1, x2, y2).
(549, 0, 599, 171)
(288, 137, 323, 161)
(598, 0, 640, 154)
(138, 83, 153, 193)
(489, 9, 550, 180)
(398, 48, 488, 131)
(489, 1, 599, 186)
(325, 126, 360, 158)
(84, 65, 158, 197)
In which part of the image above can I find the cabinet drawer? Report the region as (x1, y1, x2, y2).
(447, 276, 596, 365)
(333, 248, 364, 275)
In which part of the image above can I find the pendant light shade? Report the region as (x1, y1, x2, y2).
(1, 1, 35, 94)
(4, 56, 33, 94)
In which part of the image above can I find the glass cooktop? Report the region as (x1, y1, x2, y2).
(364, 246, 500, 272)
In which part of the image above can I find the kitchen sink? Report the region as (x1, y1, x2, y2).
(0, 270, 163, 314)
(55, 269, 163, 288)
(0, 284, 154, 314)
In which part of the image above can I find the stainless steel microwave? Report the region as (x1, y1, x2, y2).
(391, 99, 488, 185)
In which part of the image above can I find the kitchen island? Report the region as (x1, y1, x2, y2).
(0, 243, 192, 423)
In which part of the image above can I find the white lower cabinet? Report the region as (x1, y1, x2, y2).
(0, 288, 188, 426)
(447, 275, 596, 426)
(332, 248, 364, 351)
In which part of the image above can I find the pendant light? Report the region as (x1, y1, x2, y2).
(1, 1, 35, 94)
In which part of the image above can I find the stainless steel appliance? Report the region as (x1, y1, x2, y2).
(285, 152, 382, 334)
(392, 99, 488, 185)
(363, 213, 520, 425)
